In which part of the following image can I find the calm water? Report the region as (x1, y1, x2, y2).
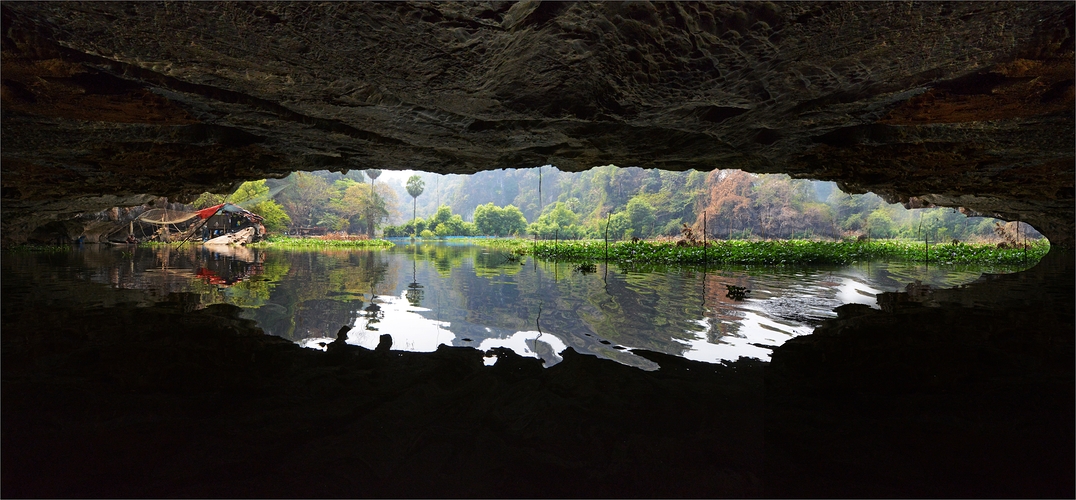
(1, 241, 1037, 370)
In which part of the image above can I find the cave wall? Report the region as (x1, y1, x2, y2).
(2, 2, 1072, 245)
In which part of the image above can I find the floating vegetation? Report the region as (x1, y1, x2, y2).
(473, 238, 531, 251)
(248, 236, 394, 249)
(4, 244, 71, 253)
(494, 239, 1050, 266)
(573, 262, 598, 274)
(725, 284, 750, 300)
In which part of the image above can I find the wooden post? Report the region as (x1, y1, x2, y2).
(1021, 220, 1027, 264)
(703, 210, 707, 266)
(538, 167, 542, 215)
(604, 215, 610, 262)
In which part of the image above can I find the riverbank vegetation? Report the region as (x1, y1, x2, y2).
(478, 238, 1050, 266)
(105, 165, 1045, 249)
(247, 235, 394, 249)
(131, 237, 394, 250)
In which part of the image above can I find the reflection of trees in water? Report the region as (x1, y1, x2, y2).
(406, 245, 424, 307)
(411, 243, 468, 277)
(441, 258, 705, 357)
(362, 301, 383, 331)
(473, 250, 526, 278)
(701, 272, 749, 342)
(578, 269, 700, 355)
(240, 250, 396, 341)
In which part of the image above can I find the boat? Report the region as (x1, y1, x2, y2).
(203, 227, 255, 246)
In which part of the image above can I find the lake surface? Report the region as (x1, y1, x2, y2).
(1, 240, 1037, 370)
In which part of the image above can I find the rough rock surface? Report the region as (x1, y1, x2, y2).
(1, 2, 1073, 245)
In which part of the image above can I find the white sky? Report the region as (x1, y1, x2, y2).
(377, 170, 417, 184)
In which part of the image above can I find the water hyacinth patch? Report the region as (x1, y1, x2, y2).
(247, 236, 394, 249)
(3, 244, 72, 253)
(516, 239, 1050, 266)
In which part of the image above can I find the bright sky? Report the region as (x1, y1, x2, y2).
(377, 170, 418, 184)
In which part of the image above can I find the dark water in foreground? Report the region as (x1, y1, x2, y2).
(1, 241, 1039, 370)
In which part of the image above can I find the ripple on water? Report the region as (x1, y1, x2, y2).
(2, 245, 1031, 370)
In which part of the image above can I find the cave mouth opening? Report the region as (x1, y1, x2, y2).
(3, 164, 1055, 374)
(19, 164, 1052, 250)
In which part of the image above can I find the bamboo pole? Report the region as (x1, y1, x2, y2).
(1021, 220, 1027, 264)
(604, 215, 610, 262)
(702, 210, 707, 266)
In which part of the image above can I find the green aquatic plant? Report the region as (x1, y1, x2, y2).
(4, 244, 71, 253)
(248, 236, 394, 249)
(496, 238, 1050, 267)
(725, 284, 750, 300)
(573, 262, 598, 274)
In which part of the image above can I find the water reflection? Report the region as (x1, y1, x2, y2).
(0, 242, 1041, 369)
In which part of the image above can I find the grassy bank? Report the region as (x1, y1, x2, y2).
(247, 236, 394, 249)
(480, 238, 1050, 266)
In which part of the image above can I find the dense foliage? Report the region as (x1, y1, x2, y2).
(381, 166, 1042, 244)
(473, 203, 528, 236)
(383, 205, 478, 237)
(180, 165, 1043, 244)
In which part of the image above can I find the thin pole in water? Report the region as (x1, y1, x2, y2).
(703, 210, 707, 267)
(1021, 219, 1027, 264)
(538, 166, 542, 215)
(604, 214, 610, 262)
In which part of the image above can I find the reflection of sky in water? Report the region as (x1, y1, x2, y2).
(282, 252, 1028, 369)
(3, 243, 1037, 371)
(347, 293, 453, 352)
(477, 330, 566, 367)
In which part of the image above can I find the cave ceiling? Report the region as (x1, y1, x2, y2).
(1, 1, 1073, 245)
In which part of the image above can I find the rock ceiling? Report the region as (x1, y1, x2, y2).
(1, 2, 1073, 245)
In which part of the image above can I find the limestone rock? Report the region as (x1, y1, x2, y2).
(1, 2, 1072, 245)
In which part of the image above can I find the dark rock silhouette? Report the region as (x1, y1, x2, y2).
(0, 2, 1072, 246)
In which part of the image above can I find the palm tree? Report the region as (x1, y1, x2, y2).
(406, 175, 425, 237)
(365, 169, 382, 187)
(364, 169, 384, 237)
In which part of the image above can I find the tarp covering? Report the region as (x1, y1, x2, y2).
(139, 203, 264, 226)
(196, 204, 227, 220)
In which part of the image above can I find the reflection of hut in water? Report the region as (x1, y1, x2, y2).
(195, 246, 265, 287)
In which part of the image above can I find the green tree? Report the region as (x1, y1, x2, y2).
(406, 175, 425, 236)
(866, 208, 896, 238)
(230, 180, 268, 205)
(281, 172, 332, 229)
(474, 203, 528, 236)
(624, 197, 656, 238)
(248, 200, 291, 232)
(528, 202, 583, 239)
(191, 191, 226, 209)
